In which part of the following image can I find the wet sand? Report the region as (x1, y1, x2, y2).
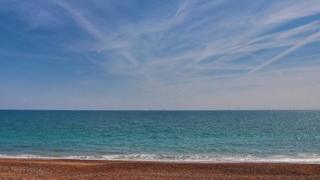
(0, 159, 320, 179)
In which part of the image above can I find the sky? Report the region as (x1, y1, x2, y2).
(0, 0, 320, 110)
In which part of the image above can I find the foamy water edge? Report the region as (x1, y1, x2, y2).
(1, 154, 320, 164)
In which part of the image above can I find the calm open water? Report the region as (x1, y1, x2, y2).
(0, 110, 320, 163)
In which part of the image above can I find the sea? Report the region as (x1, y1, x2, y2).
(0, 110, 320, 163)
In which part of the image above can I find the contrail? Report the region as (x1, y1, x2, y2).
(247, 29, 320, 74)
(54, 1, 106, 40)
(174, 0, 188, 17)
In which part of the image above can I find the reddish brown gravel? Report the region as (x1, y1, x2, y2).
(0, 158, 320, 179)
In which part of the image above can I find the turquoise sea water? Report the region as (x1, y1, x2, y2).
(0, 110, 320, 163)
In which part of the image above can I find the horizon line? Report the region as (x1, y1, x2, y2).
(1, 109, 319, 111)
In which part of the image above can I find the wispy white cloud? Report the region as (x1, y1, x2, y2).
(54, 1, 107, 40)
(248, 30, 320, 74)
(257, 1, 320, 25)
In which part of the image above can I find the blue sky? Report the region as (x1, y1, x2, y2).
(0, 0, 320, 110)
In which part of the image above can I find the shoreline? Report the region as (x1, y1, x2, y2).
(1, 154, 320, 164)
(1, 158, 320, 179)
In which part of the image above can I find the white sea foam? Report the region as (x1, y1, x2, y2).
(1, 153, 320, 164)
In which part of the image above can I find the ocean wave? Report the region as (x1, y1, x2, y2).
(1, 153, 320, 163)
